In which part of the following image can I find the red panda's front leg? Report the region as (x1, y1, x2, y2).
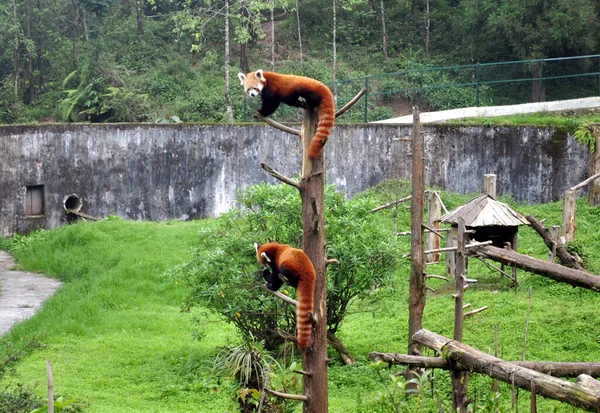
(258, 88, 281, 117)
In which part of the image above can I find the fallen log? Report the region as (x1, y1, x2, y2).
(412, 329, 600, 411)
(368, 352, 600, 378)
(470, 245, 600, 292)
(526, 214, 585, 271)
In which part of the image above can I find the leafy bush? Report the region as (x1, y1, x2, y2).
(171, 183, 399, 349)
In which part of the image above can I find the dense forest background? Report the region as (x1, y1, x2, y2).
(1, 0, 599, 124)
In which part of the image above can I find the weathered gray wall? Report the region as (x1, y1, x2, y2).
(0, 123, 589, 235)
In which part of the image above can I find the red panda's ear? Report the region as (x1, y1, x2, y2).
(238, 73, 246, 85)
(255, 69, 266, 82)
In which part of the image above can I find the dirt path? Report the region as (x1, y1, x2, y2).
(0, 251, 62, 335)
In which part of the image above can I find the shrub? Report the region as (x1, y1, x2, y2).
(171, 183, 399, 349)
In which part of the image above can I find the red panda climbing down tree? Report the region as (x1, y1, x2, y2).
(238, 69, 335, 159)
(255, 242, 316, 351)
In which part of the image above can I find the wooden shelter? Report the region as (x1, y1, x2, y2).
(438, 194, 529, 249)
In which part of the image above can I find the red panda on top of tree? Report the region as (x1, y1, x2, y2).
(238, 69, 335, 159)
(255, 242, 316, 351)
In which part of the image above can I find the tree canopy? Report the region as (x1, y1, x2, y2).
(0, 0, 598, 123)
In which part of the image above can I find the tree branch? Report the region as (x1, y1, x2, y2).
(264, 388, 309, 402)
(263, 285, 298, 306)
(335, 88, 366, 119)
(254, 113, 301, 136)
(261, 163, 300, 188)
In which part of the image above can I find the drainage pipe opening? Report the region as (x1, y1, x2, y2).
(63, 194, 83, 213)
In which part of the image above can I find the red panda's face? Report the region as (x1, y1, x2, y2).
(238, 70, 267, 98)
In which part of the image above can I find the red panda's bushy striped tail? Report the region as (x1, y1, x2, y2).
(296, 276, 315, 351)
(307, 87, 335, 160)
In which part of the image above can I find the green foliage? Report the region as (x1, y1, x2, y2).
(172, 182, 399, 348)
(370, 363, 438, 413)
(2, 191, 600, 411)
(3, 231, 47, 255)
(573, 123, 597, 153)
(0, 338, 43, 412)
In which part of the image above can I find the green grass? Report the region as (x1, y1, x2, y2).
(1, 188, 600, 412)
(1, 219, 238, 412)
(448, 110, 600, 130)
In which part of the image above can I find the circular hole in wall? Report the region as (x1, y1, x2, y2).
(63, 194, 83, 213)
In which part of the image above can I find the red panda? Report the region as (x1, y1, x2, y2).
(238, 69, 335, 159)
(255, 242, 316, 351)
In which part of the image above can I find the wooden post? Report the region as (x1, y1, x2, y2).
(408, 107, 426, 364)
(562, 190, 576, 242)
(588, 128, 600, 206)
(446, 226, 457, 279)
(483, 174, 497, 198)
(426, 191, 441, 263)
(47, 358, 54, 413)
(549, 225, 560, 262)
(299, 105, 328, 413)
(452, 218, 469, 412)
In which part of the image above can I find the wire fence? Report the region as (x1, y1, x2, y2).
(243, 54, 600, 123)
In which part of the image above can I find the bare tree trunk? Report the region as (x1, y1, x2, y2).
(12, 0, 19, 98)
(408, 108, 426, 365)
(82, 8, 89, 41)
(300, 106, 328, 413)
(380, 0, 388, 58)
(136, 0, 144, 35)
(270, 0, 275, 71)
(332, 0, 337, 103)
(239, 0, 250, 73)
(424, 0, 430, 60)
(224, 0, 234, 123)
(295, 0, 303, 63)
(531, 62, 546, 102)
(25, 0, 34, 104)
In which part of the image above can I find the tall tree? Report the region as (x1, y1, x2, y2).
(487, 0, 598, 101)
(225, 0, 234, 122)
(295, 0, 303, 62)
(380, 0, 387, 58)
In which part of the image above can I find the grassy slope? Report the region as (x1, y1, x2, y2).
(2, 220, 238, 412)
(2, 191, 600, 412)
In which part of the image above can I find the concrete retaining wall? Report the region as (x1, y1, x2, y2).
(0, 123, 589, 235)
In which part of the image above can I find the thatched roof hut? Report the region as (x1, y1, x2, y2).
(438, 194, 529, 248)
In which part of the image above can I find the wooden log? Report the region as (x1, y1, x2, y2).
(526, 214, 585, 271)
(470, 245, 600, 292)
(367, 352, 600, 378)
(561, 190, 577, 242)
(577, 374, 600, 393)
(412, 329, 600, 411)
